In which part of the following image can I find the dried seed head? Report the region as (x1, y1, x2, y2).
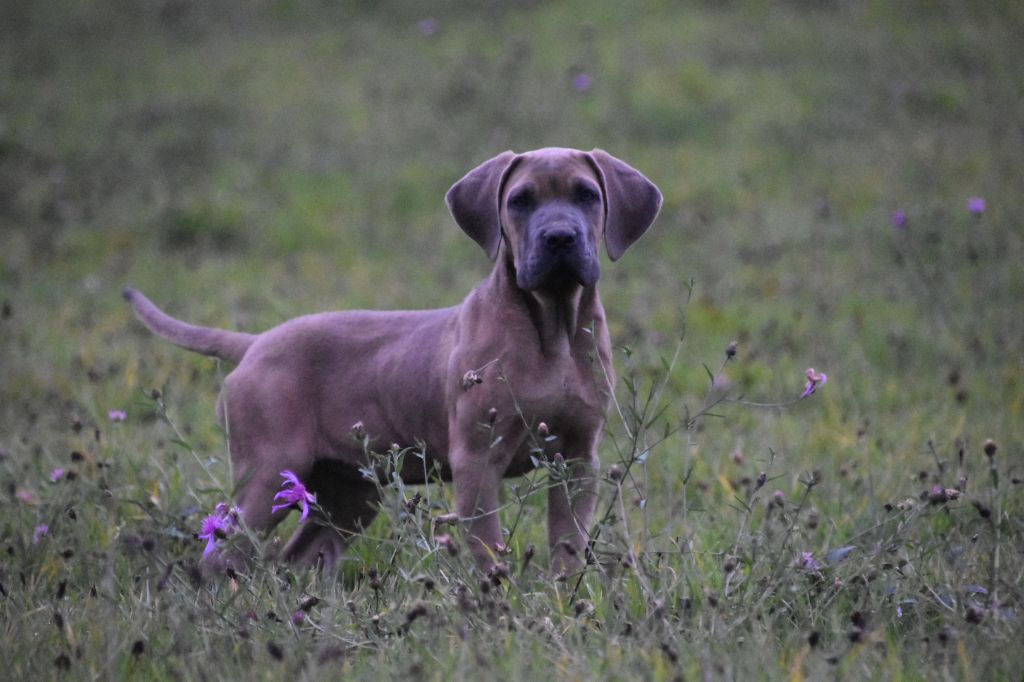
(462, 370, 482, 390)
(489, 563, 510, 583)
(725, 340, 738, 359)
(405, 602, 428, 624)
(772, 490, 786, 507)
(971, 500, 992, 519)
(983, 439, 997, 458)
(435, 534, 458, 556)
(723, 555, 737, 573)
(965, 605, 985, 624)
(732, 449, 744, 465)
(755, 471, 767, 490)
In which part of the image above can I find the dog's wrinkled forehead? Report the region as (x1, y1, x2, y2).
(502, 148, 600, 201)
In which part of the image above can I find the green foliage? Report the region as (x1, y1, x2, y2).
(2, 1, 1022, 679)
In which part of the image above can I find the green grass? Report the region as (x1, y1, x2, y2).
(2, 1, 1023, 678)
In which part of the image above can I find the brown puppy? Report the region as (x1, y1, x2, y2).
(125, 148, 662, 575)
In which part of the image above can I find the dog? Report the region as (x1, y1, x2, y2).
(125, 147, 662, 575)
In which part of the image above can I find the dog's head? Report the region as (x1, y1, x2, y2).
(446, 148, 662, 292)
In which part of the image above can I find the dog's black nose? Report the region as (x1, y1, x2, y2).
(543, 226, 576, 251)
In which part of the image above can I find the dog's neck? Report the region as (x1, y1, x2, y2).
(493, 257, 597, 360)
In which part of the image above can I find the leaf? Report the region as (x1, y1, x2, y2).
(825, 545, 856, 566)
(703, 363, 715, 383)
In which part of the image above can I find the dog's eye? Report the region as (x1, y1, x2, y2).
(575, 186, 599, 204)
(508, 191, 533, 211)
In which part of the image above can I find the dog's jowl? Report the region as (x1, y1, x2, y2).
(126, 147, 661, 575)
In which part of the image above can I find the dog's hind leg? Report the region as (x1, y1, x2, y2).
(280, 460, 380, 571)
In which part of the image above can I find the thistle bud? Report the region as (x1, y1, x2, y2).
(537, 422, 550, 438)
(609, 464, 623, 482)
(725, 340, 738, 359)
(462, 370, 482, 390)
(351, 421, 367, 440)
(983, 439, 997, 458)
(487, 407, 498, 424)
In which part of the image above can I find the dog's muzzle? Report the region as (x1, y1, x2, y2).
(517, 218, 600, 291)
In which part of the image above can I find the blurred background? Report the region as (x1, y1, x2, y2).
(2, 0, 1021, 522)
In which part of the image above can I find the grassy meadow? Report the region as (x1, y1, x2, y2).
(2, 1, 1023, 678)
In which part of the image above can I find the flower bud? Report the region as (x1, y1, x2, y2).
(609, 464, 623, 482)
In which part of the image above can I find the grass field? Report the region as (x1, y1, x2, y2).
(2, 1, 1023, 678)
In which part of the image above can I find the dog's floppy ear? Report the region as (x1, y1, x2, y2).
(589, 149, 663, 261)
(446, 151, 518, 260)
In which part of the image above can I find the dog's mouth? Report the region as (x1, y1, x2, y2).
(516, 246, 600, 292)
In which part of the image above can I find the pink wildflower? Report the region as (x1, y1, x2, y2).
(967, 197, 986, 215)
(198, 503, 237, 557)
(108, 409, 127, 422)
(271, 471, 316, 522)
(32, 523, 50, 544)
(572, 72, 593, 92)
(795, 551, 821, 571)
(801, 368, 828, 398)
(891, 210, 907, 229)
(417, 18, 438, 36)
(50, 468, 67, 483)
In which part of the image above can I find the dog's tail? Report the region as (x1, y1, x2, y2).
(123, 287, 256, 363)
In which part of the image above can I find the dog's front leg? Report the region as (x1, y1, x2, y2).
(451, 451, 507, 573)
(547, 450, 599, 576)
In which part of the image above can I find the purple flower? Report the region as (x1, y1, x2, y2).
(417, 18, 438, 37)
(801, 368, 828, 398)
(967, 197, 986, 215)
(795, 551, 821, 571)
(891, 210, 907, 229)
(198, 503, 237, 557)
(50, 468, 67, 483)
(32, 523, 50, 544)
(572, 72, 593, 93)
(108, 409, 127, 422)
(271, 470, 316, 523)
